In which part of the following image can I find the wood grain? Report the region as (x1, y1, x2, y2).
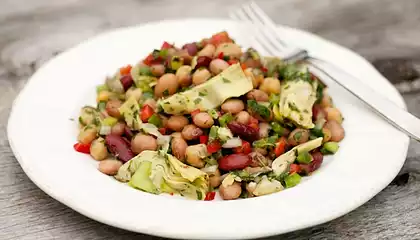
(1, 0, 420, 239)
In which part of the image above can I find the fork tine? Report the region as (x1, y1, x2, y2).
(240, 4, 285, 54)
(232, 8, 281, 56)
(248, 1, 288, 46)
(229, 10, 274, 56)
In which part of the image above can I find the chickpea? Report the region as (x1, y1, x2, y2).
(154, 73, 178, 98)
(176, 65, 192, 87)
(197, 44, 216, 57)
(193, 112, 214, 129)
(209, 169, 221, 188)
(131, 134, 158, 154)
(185, 144, 208, 168)
(79, 107, 96, 125)
(287, 128, 310, 146)
(219, 182, 242, 200)
(143, 98, 157, 111)
(215, 43, 242, 59)
(106, 99, 122, 118)
(125, 87, 142, 102)
(324, 120, 345, 142)
(209, 59, 229, 75)
(221, 99, 245, 114)
(90, 137, 108, 160)
(235, 111, 251, 125)
(167, 115, 189, 132)
(150, 64, 165, 77)
(171, 137, 188, 162)
(325, 107, 343, 123)
(181, 124, 204, 140)
(78, 126, 97, 144)
(258, 122, 271, 139)
(111, 122, 125, 136)
(171, 132, 183, 139)
(259, 77, 281, 94)
(322, 127, 332, 143)
(98, 159, 122, 176)
(246, 89, 269, 102)
(321, 89, 333, 108)
(192, 68, 211, 85)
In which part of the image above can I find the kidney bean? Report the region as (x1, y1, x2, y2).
(299, 152, 324, 175)
(105, 134, 134, 162)
(195, 56, 212, 69)
(219, 153, 252, 171)
(182, 43, 198, 56)
(310, 152, 324, 172)
(227, 121, 259, 142)
(120, 75, 134, 91)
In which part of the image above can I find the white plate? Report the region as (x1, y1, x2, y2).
(8, 19, 409, 239)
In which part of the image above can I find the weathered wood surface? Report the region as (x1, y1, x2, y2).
(1, 0, 420, 239)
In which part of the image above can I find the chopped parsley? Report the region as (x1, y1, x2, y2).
(194, 98, 202, 104)
(247, 100, 271, 119)
(199, 90, 208, 97)
(162, 89, 169, 96)
(222, 77, 231, 83)
(293, 131, 302, 141)
(288, 102, 300, 112)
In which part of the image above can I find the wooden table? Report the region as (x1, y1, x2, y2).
(1, 0, 420, 239)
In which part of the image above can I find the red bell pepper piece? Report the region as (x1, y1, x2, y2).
(199, 135, 209, 144)
(233, 140, 252, 154)
(207, 140, 221, 154)
(161, 41, 172, 49)
(204, 191, 216, 201)
(119, 65, 132, 75)
(275, 137, 287, 157)
(217, 52, 224, 59)
(73, 142, 91, 154)
(191, 109, 200, 117)
(140, 104, 154, 122)
(289, 164, 301, 174)
(158, 128, 167, 135)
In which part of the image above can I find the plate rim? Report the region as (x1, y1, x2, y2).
(7, 18, 409, 239)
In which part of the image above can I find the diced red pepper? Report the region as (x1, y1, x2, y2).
(275, 137, 287, 157)
(233, 140, 252, 154)
(170, 192, 174, 196)
(158, 128, 167, 135)
(228, 59, 238, 65)
(207, 140, 221, 154)
(143, 54, 155, 66)
(210, 31, 233, 46)
(140, 104, 155, 122)
(217, 52, 224, 59)
(261, 67, 268, 73)
(119, 65, 132, 75)
(204, 191, 216, 201)
(73, 142, 91, 154)
(240, 63, 247, 70)
(191, 109, 200, 117)
(161, 41, 172, 49)
(289, 164, 301, 174)
(199, 135, 209, 144)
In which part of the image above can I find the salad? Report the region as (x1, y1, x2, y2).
(75, 31, 345, 201)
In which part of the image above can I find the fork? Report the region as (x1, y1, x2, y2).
(230, 1, 420, 141)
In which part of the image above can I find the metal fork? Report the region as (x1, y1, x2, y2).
(230, 1, 420, 141)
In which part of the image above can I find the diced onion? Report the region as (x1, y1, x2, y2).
(201, 165, 219, 174)
(99, 125, 111, 135)
(222, 137, 242, 148)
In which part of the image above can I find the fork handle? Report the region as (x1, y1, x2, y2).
(307, 57, 420, 141)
